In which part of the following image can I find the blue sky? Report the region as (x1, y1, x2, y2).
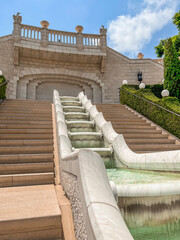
(1, 0, 180, 59)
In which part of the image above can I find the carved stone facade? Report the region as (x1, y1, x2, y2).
(0, 13, 164, 103)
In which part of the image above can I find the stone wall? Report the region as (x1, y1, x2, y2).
(0, 36, 164, 103)
(0, 35, 14, 98)
(102, 48, 164, 103)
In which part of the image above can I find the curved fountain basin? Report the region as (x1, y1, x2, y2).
(107, 168, 180, 240)
(74, 147, 113, 168)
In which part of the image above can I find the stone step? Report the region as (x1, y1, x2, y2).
(126, 138, 175, 144)
(114, 129, 162, 134)
(0, 129, 52, 134)
(0, 120, 52, 125)
(0, 146, 53, 155)
(0, 112, 51, 117)
(0, 133, 53, 140)
(0, 185, 62, 239)
(113, 125, 156, 129)
(109, 116, 146, 124)
(123, 133, 168, 139)
(112, 122, 151, 126)
(0, 153, 53, 164)
(0, 162, 53, 174)
(0, 139, 53, 146)
(130, 144, 180, 151)
(0, 172, 54, 187)
(0, 124, 52, 129)
(0, 116, 52, 121)
(0, 107, 51, 112)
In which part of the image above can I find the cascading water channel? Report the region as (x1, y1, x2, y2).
(59, 93, 180, 240)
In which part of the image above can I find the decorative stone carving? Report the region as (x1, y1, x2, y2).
(40, 20, 49, 28)
(137, 53, 144, 59)
(100, 25, 107, 35)
(75, 25, 84, 33)
(13, 12, 22, 24)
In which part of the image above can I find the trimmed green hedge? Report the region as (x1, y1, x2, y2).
(120, 85, 180, 138)
(0, 76, 7, 100)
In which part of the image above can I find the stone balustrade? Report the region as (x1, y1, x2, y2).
(21, 24, 42, 40)
(48, 29, 77, 45)
(13, 13, 106, 50)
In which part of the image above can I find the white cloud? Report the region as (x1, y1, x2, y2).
(108, 0, 178, 57)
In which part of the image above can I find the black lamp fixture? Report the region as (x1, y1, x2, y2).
(137, 71, 143, 82)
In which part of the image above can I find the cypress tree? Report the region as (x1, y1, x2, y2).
(164, 38, 180, 100)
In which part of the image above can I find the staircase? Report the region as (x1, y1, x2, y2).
(96, 104, 180, 153)
(0, 99, 63, 240)
(0, 99, 54, 186)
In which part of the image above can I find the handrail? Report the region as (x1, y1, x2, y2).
(120, 87, 180, 117)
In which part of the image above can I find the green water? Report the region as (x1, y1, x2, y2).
(107, 168, 180, 185)
(129, 221, 180, 240)
(107, 168, 180, 240)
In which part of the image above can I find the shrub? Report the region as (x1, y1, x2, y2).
(164, 38, 180, 100)
(120, 85, 180, 138)
(0, 75, 7, 100)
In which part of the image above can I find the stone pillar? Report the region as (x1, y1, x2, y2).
(12, 13, 22, 42)
(17, 80, 29, 99)
(100, 25, 107, 52)
(40, 20, 49, 47)
(92, 84, 102, 103)
(75, 25, 84, 50)
(27, 81, 38, 100)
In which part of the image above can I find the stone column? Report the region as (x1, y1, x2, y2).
(12, 13, 22, 42)
(100, 25, 107, 52)
(75, 25, 84, 50)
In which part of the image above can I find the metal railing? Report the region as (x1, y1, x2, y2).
(120, 87, 180, 117)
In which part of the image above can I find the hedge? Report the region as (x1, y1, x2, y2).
(120, 85, 180, 138)
(0, 76, 7, 100)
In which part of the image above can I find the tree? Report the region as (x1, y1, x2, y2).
(172, 10, 180, 31)
(155, 10, 180, 57)
(155, 39, 165, 57)
(164, 38, 180, 100)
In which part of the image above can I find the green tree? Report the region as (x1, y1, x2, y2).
(155, 39, 165, 57)
(164, 38, 180, 100)
(172, 10, 180, 31)
(155, 10, 180, 57)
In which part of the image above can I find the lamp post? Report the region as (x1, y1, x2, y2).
(137, 71, 143, 83)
